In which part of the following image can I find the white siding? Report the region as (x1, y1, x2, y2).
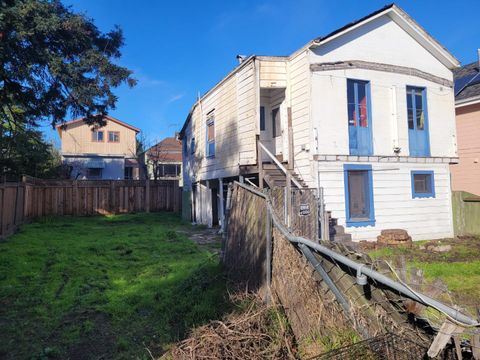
(318, 161, 454, 241)
(309, 14, 452, 80)
(310, 68, 457, 158)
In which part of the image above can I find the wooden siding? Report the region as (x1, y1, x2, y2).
(318, 161, 453, 241)
(288, 50, 313, 185)
(451, 103, 480, 195)
(0, 178, 182, 239)
(59, 119, 137, 157)
(259, 58, 287, 88)
(188, 60, 257, 181)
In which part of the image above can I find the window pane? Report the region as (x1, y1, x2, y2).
(359, 105, 368, 127)
(348, 170, 369, 219)
(408, 109, 414, 129)
(207, 122, 215, 141)
(260, 106, 265, 131)
(208, 142, 215, 156)
(347, 80, 355, 104)
(413, 174, 431, 193)
(348, 103, 356, 126)
(416, 109, 424, 130)
(98, 131, 103, 141)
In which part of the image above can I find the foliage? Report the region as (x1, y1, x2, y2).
(0, 0, 136, 177)
(0, 212, 230, 359)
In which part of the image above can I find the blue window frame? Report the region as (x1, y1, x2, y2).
(411, 171, 435, 198)
(206, 115, 215, 157)
(406, 86, 430, 157)
(344, 164, 375, 227)
(347, 79, 373, 156)
(260, 106, 266, 131)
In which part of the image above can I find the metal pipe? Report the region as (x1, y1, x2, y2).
(233, 180, 479, 326)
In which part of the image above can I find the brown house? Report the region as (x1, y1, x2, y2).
(56, 115, 141, 180)
(145, 137, 182, 185)
(451, 55, 480, 195)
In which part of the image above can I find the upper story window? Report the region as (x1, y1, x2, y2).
(108, 131, 120, 143)
(206, 112, 215, 157)
(406, 86, 430, 157)
(347, 79, 372, 156)
(190, 137, 195, 155)
(182, 137, 188, 156)
(260, 106, 266, 131)
(92, 130, 104, 142)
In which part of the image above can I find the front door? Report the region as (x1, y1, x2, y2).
(344, 164, 375, 227)
(407, 86, 430, 157)
(272, 107, 283, 156)
(347, 79, 373, 155)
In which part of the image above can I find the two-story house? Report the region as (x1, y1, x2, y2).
(179, 4, 460, 241)
(56, 115, 140, 180)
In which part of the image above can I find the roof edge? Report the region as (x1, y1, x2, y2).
(56, 115, 141, 133)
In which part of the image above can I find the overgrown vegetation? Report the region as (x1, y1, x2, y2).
(0, 213, 230, 359)
(367, 236, 480, 309)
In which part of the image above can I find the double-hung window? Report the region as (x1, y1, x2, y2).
(206, 113, 215, 157)
(347, 79, 373, 155)
(411, 171, 435, 198)
(108, 131, 120, 143)
(406, 86, 430, 156)
(92, 130, 104, 142)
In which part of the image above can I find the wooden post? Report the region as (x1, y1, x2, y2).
(73, 180, 78, 216)
(256, 135, 264, 189)
(218, 178, 224, 232)
(287, 107, 294, 171)
(109, 181, 115, 214)
(265, 207, 272, 304)
(145, 179, 150, 213)
(286, 171, 292, 228)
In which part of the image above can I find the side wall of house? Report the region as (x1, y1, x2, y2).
(451, 103, 480, 196)
(60, 120, 137, 157)
(318, 161, 454, 241)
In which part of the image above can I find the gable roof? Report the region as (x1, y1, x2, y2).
(56, 115, 141, 134)
(454, 62, 480, 105)
(306, 4, 459, 69)
(146, 137, 182, 162)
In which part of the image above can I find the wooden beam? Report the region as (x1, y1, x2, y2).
(287, 107, 294, 170)
(257, 135, 264, 189)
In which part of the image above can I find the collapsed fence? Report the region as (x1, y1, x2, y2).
(0, 176, 182, 239)
(223, 181, 480, 359)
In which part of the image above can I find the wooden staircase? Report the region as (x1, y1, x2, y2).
(262, 163, 308, 189)
(328, 215, 353, 245)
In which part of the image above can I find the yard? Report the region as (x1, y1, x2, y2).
(366, 236, 480, 314)
(0, 213, 230, 359)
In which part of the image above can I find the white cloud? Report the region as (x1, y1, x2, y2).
(168, 93, 185, 103)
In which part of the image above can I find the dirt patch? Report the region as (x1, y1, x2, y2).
(178, 227, 222, 251)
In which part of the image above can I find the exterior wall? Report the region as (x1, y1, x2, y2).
(310, 68, 457, 158)
(63, 156, 125, 180)
(184, 59, 257, 183)
(318, 161, 454, 241)
(59, 119, 137, 157)
(451, 103, 480, 195)
(259, 58, 287, 88)
(309, 14, 452, 80)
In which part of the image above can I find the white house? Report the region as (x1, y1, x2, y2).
(179, 4, 460, 241)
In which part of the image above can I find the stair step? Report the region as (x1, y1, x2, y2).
(330, 225, 345, 235)
(331, 234, 353, 243)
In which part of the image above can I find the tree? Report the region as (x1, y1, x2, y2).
(0, 0, 136, 177)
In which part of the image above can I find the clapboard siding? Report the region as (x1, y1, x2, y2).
(318, 161, 453, 241)
(259, 59, 287, 88)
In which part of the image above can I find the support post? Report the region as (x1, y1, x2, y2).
(287, 107, 294, 171)
(145, 179, 150, 213)
(265, 208, 272, 304)
(256, 135, 263, 189)
(218, 178, 224, 232)
(286, 171, 292, 228)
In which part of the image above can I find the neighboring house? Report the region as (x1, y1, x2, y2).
(145, 136, 183, 185)
(56, 115, 141, 180)
(450, 53, 480, 196)
(179, 4, 460, 242)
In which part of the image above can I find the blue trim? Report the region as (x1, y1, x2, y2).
(407, 86, 430, 157)
(411, 170, 435, 198)
(206, 118, 215, 158)
(343, 164, 375, 227)
(347, 79, 373, 156)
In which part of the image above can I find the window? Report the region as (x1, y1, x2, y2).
(108, 131, 120, 143)
(190, 137, 195, 155)
(406, 86, 430, 156)
(411, 171, 435, 198)
(344, 164, 375, 227)
(92, 130, 104, 142)
(272, 108, 280, 137)
(206, 114, 215, 157)
(183, 137, 188, 156)
(347, 79, 372, 155)
(260, 106, 266, 131)
(124, 167, 133, 180)
(87, 168, 102, 179)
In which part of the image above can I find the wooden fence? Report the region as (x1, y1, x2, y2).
(0, 177, 182, 239)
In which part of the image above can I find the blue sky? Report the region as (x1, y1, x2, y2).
(44, 0, 479, 146)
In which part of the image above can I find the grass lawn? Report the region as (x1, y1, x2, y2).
(0, 213, 229, 360)
(367, 237, 480, 312)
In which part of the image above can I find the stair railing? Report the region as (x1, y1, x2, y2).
(257, 140, 303, 189)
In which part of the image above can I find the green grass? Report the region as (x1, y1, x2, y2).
(0, 213, 230, 359)
(368, 239, 480, 308)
